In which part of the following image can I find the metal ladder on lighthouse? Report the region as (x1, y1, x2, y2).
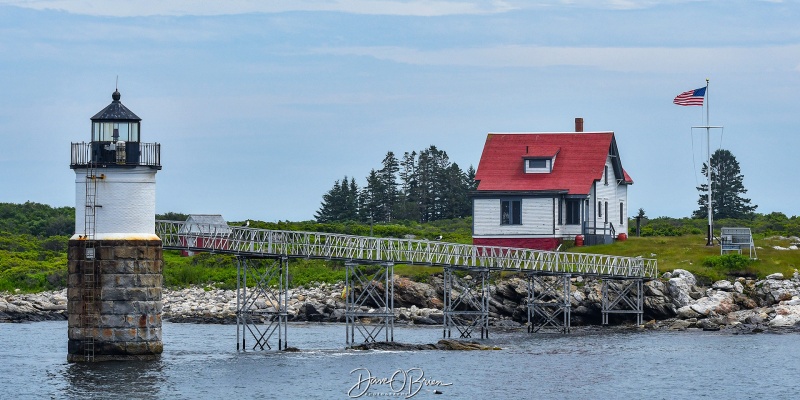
(82, 162, 100, 362)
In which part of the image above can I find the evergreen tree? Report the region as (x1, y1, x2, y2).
(314, 147, 475, 223)
(430, 146, 452, 220)
(396, 151, 419, 221)
(465, 165, 477, 190)
(360, 169, 382, 223)
(460, 165, 478, 218)
(315, 180, 342, 223)
(376, 151, 400, 222)
(344, 177, 360, 221)
(441, 163, 470, 219)
(399, 151, 417, 194)
(693, 149, 757, 219)
(315, 176, 359, 222)
(414, 147, 439, 222)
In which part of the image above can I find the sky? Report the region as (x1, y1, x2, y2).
(1, 0, 799, 223)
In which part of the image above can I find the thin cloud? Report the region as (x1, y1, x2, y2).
(313, 44, 800, 73)
(0, 0, 716, 16)
(522, 0, 703, 10)
(0, 0, 517, 17)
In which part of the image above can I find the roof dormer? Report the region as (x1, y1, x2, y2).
(523, 146, 559, 174)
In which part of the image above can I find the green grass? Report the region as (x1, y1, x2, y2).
(162, 252, 238, 289)
(162, 253, 449, 289)
(289, 259, 347, 287)
(394, 264, 443, 283)
(163, 251, 350, 289)
(571, 234, 799, 285)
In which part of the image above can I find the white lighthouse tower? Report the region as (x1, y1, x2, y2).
(68, 89, 163, 362)
(72, 89, 160, 240)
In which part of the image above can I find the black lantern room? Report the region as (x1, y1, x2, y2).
(89, 89, 142, 165)
(71, 89, 160, 170)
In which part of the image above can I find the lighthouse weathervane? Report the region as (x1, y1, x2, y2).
(67, 88, 164, 362)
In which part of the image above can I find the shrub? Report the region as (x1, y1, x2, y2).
(289, 259, 347, 287)
(701, 254, 754, 277)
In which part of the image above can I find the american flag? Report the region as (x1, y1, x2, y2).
(673, 87, 706, 106)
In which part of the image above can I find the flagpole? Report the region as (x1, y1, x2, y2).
(680, 81, 719, 247)
(705, 78, 713, 246)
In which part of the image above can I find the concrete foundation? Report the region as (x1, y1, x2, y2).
(67, 239, 163, 362)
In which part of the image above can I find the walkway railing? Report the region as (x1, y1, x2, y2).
(70, 141, 161, 168)
(156, 220, 657, 279)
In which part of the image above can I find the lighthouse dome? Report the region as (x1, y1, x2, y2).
(92, 90, 141, 122)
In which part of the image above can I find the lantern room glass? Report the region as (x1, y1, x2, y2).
(92, 121, 140, 142)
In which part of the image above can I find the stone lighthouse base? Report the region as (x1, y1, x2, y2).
(67, 239, 163, 362)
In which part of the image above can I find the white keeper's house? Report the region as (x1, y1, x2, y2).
(472, 118, 633, 250)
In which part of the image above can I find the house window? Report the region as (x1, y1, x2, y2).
(605, 201, 609, 224)
(501, 199, 521, 225)
(604, 165, 609, 185)
(597, 201, 602, 219)
(565, 199, 581, 225)
(525, 158, 551, 173)
(620, 202, 624, 225)
(528, 159, 547, 168)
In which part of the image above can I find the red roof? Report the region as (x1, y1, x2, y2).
(474, 132, 633, 195)
(523, 146, 560, 158)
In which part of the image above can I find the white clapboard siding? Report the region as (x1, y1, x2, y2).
(617, 181, 628, 233)
(523, 198, 555, 234)
(473, 198, 500, 236)
(560, 223, 583, 237)
(593, 158, 616, 225)
(588, 156, 630, 233)
(473, 197, 554, 236)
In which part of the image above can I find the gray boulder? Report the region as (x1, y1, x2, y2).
(644, 280, 677, 319)
(769, 303, 800, 327)
(727, 309, 768, 325)
(753, 277, 800, 306)
(676, 305, 702, 319)
(330, 308, 346, 322)
(494, 278, 527, 302)
(697, 318, 721, 331)
(712, 280, 735, 292)
(690, 291, 738, 317)
(411, 315, 437, 325)
(668, 269, 698, 308)
(300, 302, 325, 321)
(669, 319, 692, 330)
(393, 277, 438, 308)
(494, 319, 522, 328)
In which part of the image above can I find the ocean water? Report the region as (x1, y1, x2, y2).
(2, 321, 800, 399)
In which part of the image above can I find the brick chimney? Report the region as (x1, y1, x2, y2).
(575, 117, 584, 132)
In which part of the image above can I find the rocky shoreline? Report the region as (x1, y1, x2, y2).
(4, 269, 800, 334)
